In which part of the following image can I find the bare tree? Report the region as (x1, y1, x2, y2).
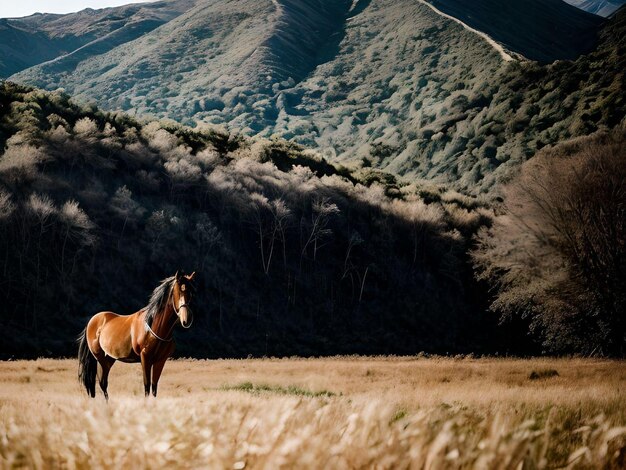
(25, 193, 57, 330)
(300, 197, 340, 264)
(473, 130, 626, 355)
(59, 200, 96, 276)
(249, 192, 272, 274)
(110, 186, 145, 247)
(342, 231, 363, 280)
(193, 214, 222, 271)
(249, 194, 291, 274)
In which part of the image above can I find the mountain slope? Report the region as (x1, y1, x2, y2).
(8, 0, 517, 188)
(9, 0, 623, 192)
(0, 0, 196, 78)
(564, 0, 626, 17)
(11, 0, 354, 117)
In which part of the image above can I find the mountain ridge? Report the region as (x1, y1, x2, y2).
(7, 0, 624, 192)
(0, 0, 195, 78)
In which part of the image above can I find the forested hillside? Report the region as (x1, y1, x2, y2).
(10, 0, 623, 192)
(0, 0, 194, 78)
(0, 82, 498, 358)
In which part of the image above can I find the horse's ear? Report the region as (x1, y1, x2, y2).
(188, 271, 196, 281)
(175, 270, 181, 281)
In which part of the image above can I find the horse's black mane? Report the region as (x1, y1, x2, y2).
(144, 276, 175, 329)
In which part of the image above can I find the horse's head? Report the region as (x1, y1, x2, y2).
(172, 271, 196, 329)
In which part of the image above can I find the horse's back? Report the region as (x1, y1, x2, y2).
(86, 311, 142, 362)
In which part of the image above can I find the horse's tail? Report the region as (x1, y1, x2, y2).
(77, 327, 96, 397)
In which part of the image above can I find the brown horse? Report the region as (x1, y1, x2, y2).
(77, 271, 196, 399)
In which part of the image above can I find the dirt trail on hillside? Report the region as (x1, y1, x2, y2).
(417, 0, 515, 61)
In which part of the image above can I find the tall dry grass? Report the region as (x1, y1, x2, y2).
(1, 357, 625, 469)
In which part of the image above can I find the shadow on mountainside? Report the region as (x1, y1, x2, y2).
(428, 0, 605, 62)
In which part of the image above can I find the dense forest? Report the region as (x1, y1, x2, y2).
(0, 81, 501, 358)
(1, 77, 624, 357)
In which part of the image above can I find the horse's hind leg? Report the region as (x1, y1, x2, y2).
(96, 355, 115, 400)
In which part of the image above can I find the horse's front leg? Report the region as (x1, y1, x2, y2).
(140, 350, 152, 397)
(151, 359, 168, 397)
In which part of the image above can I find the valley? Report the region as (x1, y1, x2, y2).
(0, 2, 624, 467)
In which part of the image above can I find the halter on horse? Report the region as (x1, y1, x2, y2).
(77, 271, 196, 399)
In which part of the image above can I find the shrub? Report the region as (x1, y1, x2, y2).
(73, 117, 98, 136)
(0, 190, 15, 220)
(0, 144, 45, 182)
(528, 369, 559, 380)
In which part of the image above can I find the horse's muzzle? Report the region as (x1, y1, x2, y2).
(179, 306, 193, 329)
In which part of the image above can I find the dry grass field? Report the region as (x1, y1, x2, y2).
(1, 357, 625, 469)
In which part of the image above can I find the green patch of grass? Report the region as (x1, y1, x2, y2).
(529, 369, 559, 380)
(390, 409, 407, 423)
(221, 382, 335, 398)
